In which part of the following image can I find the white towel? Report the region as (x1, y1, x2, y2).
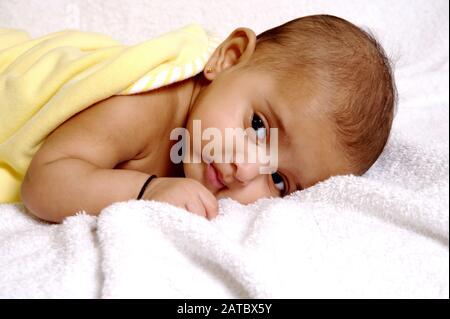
(0, 204, 100, 298)
(96, 133, 449, 298)
(1, 132, 448, 298)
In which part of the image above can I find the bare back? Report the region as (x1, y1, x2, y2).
(21, 80, 191, 222)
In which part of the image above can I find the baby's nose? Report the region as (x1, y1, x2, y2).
(234, 162, 262, 185)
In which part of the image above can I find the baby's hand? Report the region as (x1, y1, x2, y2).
(141, 177, 218, 219)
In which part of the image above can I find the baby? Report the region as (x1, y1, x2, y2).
(19, 14, 396, 222)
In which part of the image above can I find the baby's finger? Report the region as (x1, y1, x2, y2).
(185, 198, 207, 218)
(198, 189, 218, 220)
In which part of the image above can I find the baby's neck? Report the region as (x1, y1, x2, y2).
(161, 73, 206, 178)
(170, 73, 206, 128)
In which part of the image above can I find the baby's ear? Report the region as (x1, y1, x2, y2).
(204, 27, 256, 80)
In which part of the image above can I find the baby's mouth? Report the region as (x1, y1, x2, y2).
(205, 162, 226, 191)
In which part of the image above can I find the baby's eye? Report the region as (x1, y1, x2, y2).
(271, 172, 286, 195)
(251, 113, 266, 140)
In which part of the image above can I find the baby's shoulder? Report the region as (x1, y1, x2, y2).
(36, 92, 166, 167)
(88, 92, 161, 125)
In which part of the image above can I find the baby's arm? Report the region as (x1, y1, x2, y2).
(21, 96, 154, 223)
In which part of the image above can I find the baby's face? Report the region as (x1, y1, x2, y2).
(183, 66, 352, 204)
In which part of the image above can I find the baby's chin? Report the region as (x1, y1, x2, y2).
(183, 161, 213, 189)
(183, 163, 223, 197)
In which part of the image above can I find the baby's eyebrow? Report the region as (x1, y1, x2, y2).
(264, 98, 289, 144)
(265, 99, 305, 192)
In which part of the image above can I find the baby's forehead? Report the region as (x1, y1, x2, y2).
(267, 93, 329, 143)
(241, 65, 327, 119)
(269, 77, 326, 119)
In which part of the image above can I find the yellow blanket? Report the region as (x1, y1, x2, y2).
(0, 24, 220, 203)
